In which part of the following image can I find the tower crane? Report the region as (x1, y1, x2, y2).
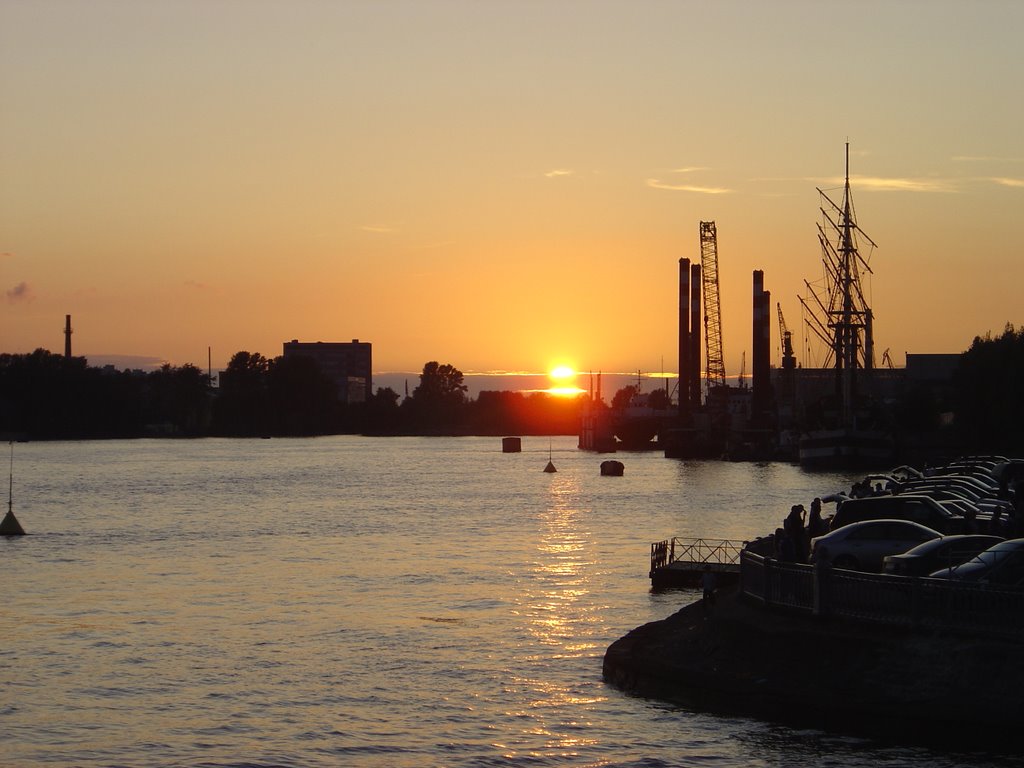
(777, 303, 796, 370)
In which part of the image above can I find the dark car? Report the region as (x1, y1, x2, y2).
(928, 539, 1024, 585)
(829, 495, 968, 535)
(882, 534, 1004, 577)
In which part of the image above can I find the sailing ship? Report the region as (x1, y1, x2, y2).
(798, 146, 895, 469)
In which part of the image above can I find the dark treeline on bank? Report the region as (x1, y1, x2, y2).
(0, 351, 587, 439)
(2, 325, 1023, 447)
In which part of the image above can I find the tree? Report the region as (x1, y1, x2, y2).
(953, 324, 1024, 451)
(412, 361, 467, 404)
(212, 351, 271, 436)
(356, 386, 402, 434)
(147, 363, 212, 434)
(611, 385, 637, 410)
(405, 361, 468, 430)
(267, 354, 339, 435)
(647, 387, 671, 410)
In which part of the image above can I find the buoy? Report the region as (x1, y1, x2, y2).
(543, 439, 556, 472)
(3, 443, 25, 535)
(502, 437, 522, 453)
(600, 460, 625, 476)
(1, 509, 25, 536)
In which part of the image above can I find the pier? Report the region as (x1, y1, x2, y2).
(649, 537, 746, 589)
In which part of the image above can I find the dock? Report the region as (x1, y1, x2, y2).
(649, 537, 746, 589)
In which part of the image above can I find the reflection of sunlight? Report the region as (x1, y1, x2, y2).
(523, 474, 596, 650)
(500, 471, 609, 757)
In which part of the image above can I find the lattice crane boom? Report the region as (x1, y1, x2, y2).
(699, 221, 727, 391)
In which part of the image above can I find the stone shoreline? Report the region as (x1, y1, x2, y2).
(603, 586, 1023, 748)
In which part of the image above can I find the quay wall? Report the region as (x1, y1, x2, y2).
(604, 578, 1024, 745)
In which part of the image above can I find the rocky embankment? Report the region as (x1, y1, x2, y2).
(603, 586, 1022, 746)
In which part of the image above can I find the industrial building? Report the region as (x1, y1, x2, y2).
(282, 339, 372, 404)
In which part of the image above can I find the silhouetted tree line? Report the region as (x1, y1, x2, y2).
(0, 350, 586, 439)
(952, 324, 1024, 453)
(11, 333, 1016, 447)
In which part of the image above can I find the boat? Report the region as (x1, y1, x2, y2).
(798, 145, 895, 469)
(610, 373, 667, 450)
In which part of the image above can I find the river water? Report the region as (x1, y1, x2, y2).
(1, 436, 1018, 767)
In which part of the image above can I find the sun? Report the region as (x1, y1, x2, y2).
(549, 365, 575, 381)
(547, 365, 585, 397)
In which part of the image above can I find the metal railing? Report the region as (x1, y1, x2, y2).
(739, 550, 1024, 638)
(650, 537, 746, 575)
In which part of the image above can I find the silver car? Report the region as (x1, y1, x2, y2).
(810, 519, 942, 572)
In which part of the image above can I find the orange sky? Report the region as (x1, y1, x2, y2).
(2, 1, 1022, 388)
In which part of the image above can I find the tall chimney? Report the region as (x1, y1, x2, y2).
(678, 258, 690, 417)
(752, 272, 764, 414)
(752, 271, 772, 419)
(690, 263, 702, 408)
(64, 315, 73, 359)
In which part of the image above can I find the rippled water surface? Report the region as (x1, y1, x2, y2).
(2, 437, 1019, 766)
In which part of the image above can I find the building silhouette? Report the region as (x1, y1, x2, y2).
(282, 339, 372, 404)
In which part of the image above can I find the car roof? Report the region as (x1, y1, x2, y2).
(896, 534, 1003, 556)
(824, 518, 942, 537)
(980, 538, 1024, 552)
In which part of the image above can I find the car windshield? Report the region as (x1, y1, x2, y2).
(966, 543, 1023, 567)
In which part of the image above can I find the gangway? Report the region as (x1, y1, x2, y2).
(649, 537, 746, 589)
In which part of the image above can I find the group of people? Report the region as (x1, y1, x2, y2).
(775, 497, 829, 564)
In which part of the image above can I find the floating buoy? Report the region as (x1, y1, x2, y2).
(1, 509, 25, 536)
(543, 439, 556, 472)
(502, 437, 522, 453)
(600, 460, 625, 476)
(3, 443, 25, 535)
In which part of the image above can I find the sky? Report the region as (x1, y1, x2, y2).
(2, 0, 1022, 394)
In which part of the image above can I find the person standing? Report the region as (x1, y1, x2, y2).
(784, 504, 809, 563)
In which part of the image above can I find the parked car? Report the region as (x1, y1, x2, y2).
(810, 519, 942, 573)
(882, 534, 1004, 577)
(829, 495, 968, 535)
(928, 539, 1024, 586)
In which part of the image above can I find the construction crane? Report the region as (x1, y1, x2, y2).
(777, 303, 796, 370)
(700, 221, 727, 392)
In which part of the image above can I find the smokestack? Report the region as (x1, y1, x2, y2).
(690, 263, 702, 408)
(678, 258, 690, 417)
(752, 271, 772, 419)
(64, 315, 72, 359)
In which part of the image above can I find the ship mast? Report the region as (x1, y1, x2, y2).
(803, 143, 878, 427)
(838, 145, 858, 424)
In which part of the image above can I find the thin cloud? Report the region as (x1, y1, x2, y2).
(544, 169, 574, 178)
(184, 279, 207, 290)
(6, 281, 32, 303)
(360, 225, 395, 234)
(646, 178, 732, 194)
(851, 176, 955, 193)
(991, 177, 1024, 188)
(669, 166, 708, 174)
(953, 155, 1024, 164)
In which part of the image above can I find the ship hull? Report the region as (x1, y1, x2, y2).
(798, 428, 894, 470)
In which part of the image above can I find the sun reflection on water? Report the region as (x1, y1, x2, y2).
(503, 469, 608, 751)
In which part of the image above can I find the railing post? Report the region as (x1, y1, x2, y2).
(812, 560, 829, 616)
(763, 558, 773, 605)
